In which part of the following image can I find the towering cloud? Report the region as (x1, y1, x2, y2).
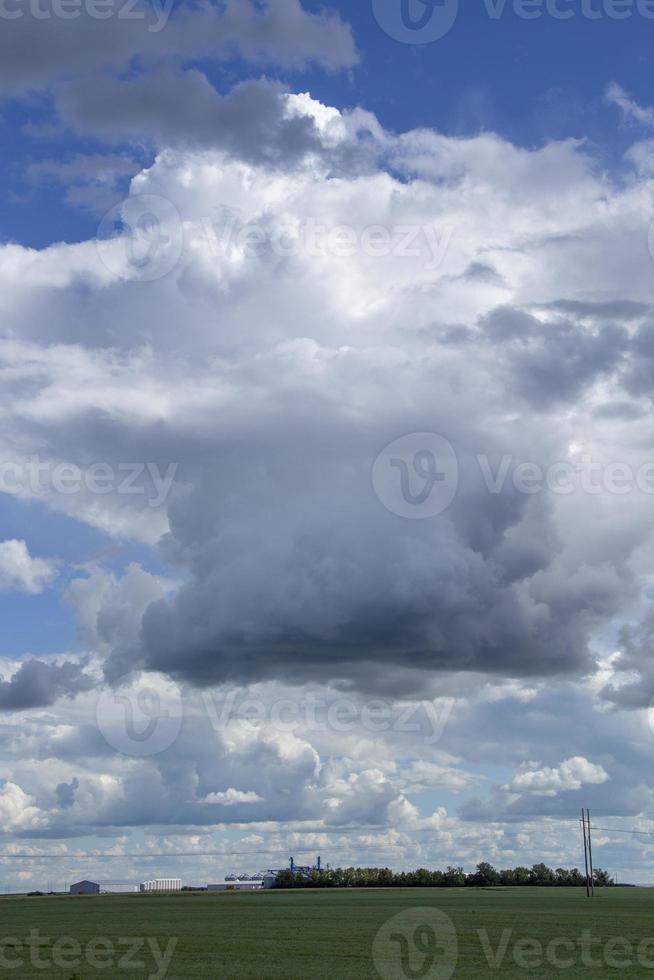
(1, 39, 654, 880)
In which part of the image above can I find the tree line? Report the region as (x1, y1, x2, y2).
(273, 862, 614, 888)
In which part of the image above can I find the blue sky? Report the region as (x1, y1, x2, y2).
(306, 0, 653, 141)
(2, 0, 654, 891)
(4, 0, 654, 250)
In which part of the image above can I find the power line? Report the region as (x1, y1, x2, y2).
(585, 809, 595, 898)
(591, 825, 654, 839)
(2, 821, 653, 862)
(0, 849, 271, 860)
(581, 810, 591, 898)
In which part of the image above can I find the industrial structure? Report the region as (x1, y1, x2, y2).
(69, 859, 323, 895)
(208, 877, 263, 891)
(262, 856, 323, 887)
(140, 878, 182, 892)
(70, 878, 181, 894)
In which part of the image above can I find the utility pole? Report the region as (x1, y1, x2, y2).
(586, 808, 595, 896)
(581, 806, 590, 898)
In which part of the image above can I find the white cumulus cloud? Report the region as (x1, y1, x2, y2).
(510, 757, 610, 797)
(0, 540, 57, 594)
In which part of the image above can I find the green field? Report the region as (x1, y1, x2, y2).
(1, 887, 653, 978)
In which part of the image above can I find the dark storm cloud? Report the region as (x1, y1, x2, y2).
(55, 776, 79, 808)
(92, 422, 610, 693)
(0, 659, 94, 711)
(132, 546, 612, 693)
(481, 306, 629, 407)
(0, 0, 357, 92)
(55, 73, 321, 164)
(536, 299, 651, 321)
(33, 298, 633, 699)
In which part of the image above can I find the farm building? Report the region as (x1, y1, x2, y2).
(70, 880, 100, 895)
(70, 880, 139, 894)
(70, 878, 180, 894)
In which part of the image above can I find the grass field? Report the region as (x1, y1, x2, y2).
(1, 886, 653, 978)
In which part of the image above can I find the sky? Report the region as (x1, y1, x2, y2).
(2, 0, 654, 892)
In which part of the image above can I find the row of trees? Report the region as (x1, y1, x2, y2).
(274, 862, 614, 889)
